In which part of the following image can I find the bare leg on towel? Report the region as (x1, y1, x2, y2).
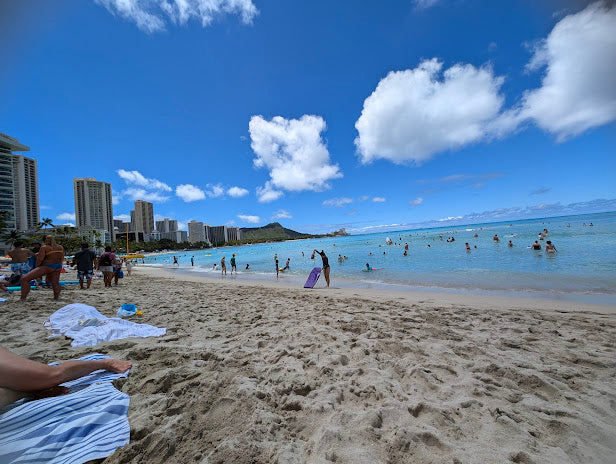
(0, 345, 131, 407)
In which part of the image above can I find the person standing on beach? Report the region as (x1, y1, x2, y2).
(313, 249, 330, 287)
(20, 235, 65, 300)
(191, 256, 194, 266)
(221, 256, 226, 275)
(173, 256, 178, 266)
(72, 242, 97, 289)
(275, 257, 279, 277)
(230, 254, 237, 274)
(97, 246, 117, 288)
(8, 241, 34, 278)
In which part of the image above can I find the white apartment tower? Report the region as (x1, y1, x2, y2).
(133, 200, 154, 234)
(188, 220, 206, 243)
(0, 133, 40, 232)
(73, 178, 114, 238)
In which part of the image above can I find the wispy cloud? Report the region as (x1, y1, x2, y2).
(56, 212, 76, 221)
(117, 169, 171, 191)
(372, 197, 386, 203)
(531, 187, 552, 195)
(409, 197, 424, 207)
(322, 197, 353, 207)
(272, 209, 292, 220)
(123, 188, 170, 202)
(95, 0, 259, 34)
(346, 198, 616, 234)
(116, 169, 172, 203)
(412, 0, 440, 10)
(238, 214, 260, 224)
(417, 172, 504, 195)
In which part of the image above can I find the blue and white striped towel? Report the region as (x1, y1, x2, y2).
(0, 354, 131, 464)
(45, 303, 166, 347)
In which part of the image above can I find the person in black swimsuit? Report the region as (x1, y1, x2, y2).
(314, 249, 330, 287)
(531, 241, 542, 250)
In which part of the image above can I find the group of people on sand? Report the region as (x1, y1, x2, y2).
(2, 235, 130, 300)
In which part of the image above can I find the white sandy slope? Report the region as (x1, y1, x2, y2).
(1, 266, 614, 463)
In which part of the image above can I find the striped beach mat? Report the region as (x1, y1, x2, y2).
(45, 303, 166, 347)
(0, 354, 131, 464)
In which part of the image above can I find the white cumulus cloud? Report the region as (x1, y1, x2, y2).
(238, 214, 260, 224)
(176, 184, 206, 202)
(206, 183, 225, 198)
(355, 59, 505, 165)
(95, 0, 258, 34)
(256, 182, 284, 203)
(56, 212, 76, 221)
(409, 197, 424, 207)
(117, 169, 171, 191)
(123, 188, 170, 202)
(227, 186, 249, 198)
(272, 209, 292, 220)
(249, 115, 342, 201)
(323, 197, 353, 208)
(372, 197, 386, 203)
(513, 2, 616, 140)
(114, 214, 131, 222)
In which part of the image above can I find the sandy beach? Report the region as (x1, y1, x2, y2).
(1, 266, 615, 463)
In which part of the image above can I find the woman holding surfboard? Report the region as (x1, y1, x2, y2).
(313, 249, 330, 287)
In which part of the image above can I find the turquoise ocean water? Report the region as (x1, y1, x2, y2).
(144, 211, 616, 305)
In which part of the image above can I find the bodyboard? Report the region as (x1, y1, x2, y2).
(304, 267, 322, 288)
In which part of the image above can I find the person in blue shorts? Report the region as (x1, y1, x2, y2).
(20, 235, 65, 300)
(72, 242, 97, 289)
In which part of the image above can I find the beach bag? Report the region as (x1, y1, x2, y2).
(8, 274, 21, 285)
(117, 270, 124, 278)
(99, 253, 112, 266)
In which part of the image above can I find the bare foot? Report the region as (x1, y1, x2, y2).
(104, 359, 132, 373)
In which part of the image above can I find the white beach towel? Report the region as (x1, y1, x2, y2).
(0, 353, 131, 464)
(45, 303, 166, 347)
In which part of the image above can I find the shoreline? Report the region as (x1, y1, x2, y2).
(138, 265, 616, 314)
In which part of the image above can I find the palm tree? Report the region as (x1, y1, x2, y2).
(0, 229, 24, 244)
(39, 217, 54, 230)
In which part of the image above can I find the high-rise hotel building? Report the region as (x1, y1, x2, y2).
(73, 178, 114, 240)
(0, 133, 40, 232)
(133, 200, 154, 234)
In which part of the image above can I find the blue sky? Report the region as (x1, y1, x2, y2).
(1, 0, 615, 234)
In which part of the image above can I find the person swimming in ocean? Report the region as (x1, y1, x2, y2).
(531, 241, 542, 250)
(545, 241, 557, 253)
